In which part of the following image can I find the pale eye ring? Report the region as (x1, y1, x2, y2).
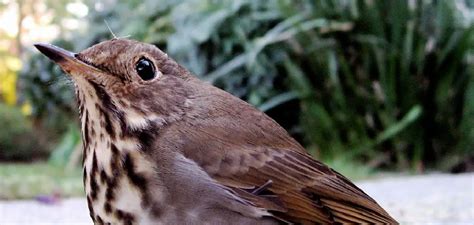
(135, 57, 156, 80)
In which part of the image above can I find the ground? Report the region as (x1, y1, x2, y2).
(358, 173, 473, 225)
(0, 173, 472, 225)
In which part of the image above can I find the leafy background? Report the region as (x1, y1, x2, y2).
(0, 0, 473, 198)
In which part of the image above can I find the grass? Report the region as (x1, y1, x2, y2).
(0, 163, 84, 200)
(325, 158, 374, 181)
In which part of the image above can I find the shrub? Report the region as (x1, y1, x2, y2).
(0, 104, 48, 161)
(19, 0, 474, 170)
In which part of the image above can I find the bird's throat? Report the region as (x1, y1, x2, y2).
(76, 81, 163, 224)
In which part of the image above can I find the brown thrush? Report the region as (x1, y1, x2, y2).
(34, 39, 397, 224)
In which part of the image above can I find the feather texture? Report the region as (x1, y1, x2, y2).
(172, 78, 398, 224)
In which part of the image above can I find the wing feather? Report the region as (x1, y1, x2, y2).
(176, 82, 398, 224)
(182, 143, 396, 223)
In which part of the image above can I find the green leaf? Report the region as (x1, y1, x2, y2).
(258, 91, 299, 112)
(375, 105, 423, 144)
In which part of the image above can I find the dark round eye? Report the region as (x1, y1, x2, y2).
(135, 58, 156, 80)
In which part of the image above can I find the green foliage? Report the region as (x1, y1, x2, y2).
(48, 124, 81, 167)
(0, 104, 47, 161)
(277, 1, 474, 170)
(0, 163, 83, 199)
(19, 0, 474, 170)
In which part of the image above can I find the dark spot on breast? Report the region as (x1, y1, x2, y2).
(104, 173, 118, 202)
(124, 152, 150, 208)
(89, 80, 127, 141)
(87, 196, 95, 222)
(89, 180, 98, 200)
(89, 81, 112, 110)
(115, 209, 135, 225)
(104, 202, 112, 214)
(110, 144, 120, 171)
(100, 169, 108, 184)
(89, 151, 99, 200)
(117, 115, 128, 138)
(124, 153, 147, 188)
(120, 120, 159, 152)
(105, 187, 115, 202)
(102, 111, 116, 140)
(135, 127, 157, 152)
(104, 144, 121, 203)
(82, 166, 87, 185)
(111, 144, 119, 156)
(96, 215, 104, 225)
(84, 111, 90, 146)
(115, 209, 124, 219)
(90, 82, 114, 136)
(90, 126, 96, 137)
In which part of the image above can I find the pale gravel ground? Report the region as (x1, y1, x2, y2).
(0, 173, 472, 225)
(358, 173, 473, 225)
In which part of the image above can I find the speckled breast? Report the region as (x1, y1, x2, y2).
(77, 81, 164, 224)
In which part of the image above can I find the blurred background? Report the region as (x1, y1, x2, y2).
(0, 0, 473, 224)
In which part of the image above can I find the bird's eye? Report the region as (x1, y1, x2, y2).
(135, 58, 156, 81)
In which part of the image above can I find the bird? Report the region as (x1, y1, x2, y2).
(34, 38, 397, 225)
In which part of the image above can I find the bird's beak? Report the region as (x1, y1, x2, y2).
(34, 43, 76, 64)
(34, 43, 101, 75)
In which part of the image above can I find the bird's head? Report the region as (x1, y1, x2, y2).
(34, 39, 192, 144)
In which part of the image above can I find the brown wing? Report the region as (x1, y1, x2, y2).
(176, 81, 397, 224)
